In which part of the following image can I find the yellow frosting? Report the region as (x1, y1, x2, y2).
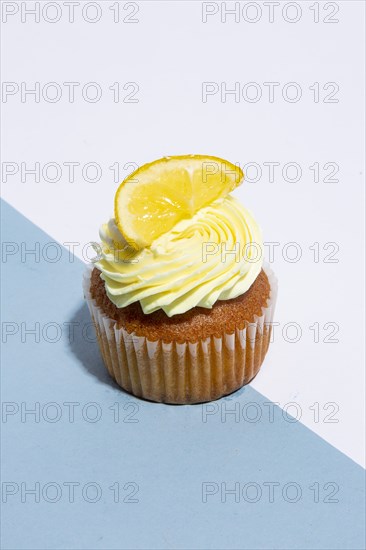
(95, 195, 263, 317)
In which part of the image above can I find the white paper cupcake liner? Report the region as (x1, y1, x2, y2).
(82, 263, 278, 404)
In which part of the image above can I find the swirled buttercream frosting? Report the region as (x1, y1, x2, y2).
(95, 195, 263, 317)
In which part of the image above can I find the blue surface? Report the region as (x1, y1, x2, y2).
(1, 199, 365, 550)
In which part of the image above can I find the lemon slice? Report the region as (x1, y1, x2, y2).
(114, 155, 243, 249)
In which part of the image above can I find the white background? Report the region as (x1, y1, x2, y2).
(1, 0, 365, 466)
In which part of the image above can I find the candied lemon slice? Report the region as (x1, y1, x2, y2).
(114, 155, 243, 249)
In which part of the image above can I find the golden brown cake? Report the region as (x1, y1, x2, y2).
(85, 266, 275, 404)
(91, 267, 270, 342)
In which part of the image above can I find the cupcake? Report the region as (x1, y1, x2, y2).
(83, 155, 277, 404)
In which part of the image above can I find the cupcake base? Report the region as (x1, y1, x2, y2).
(83, 264, 277, 404)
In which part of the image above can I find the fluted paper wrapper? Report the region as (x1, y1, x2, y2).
(83, 264, 277, 404)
